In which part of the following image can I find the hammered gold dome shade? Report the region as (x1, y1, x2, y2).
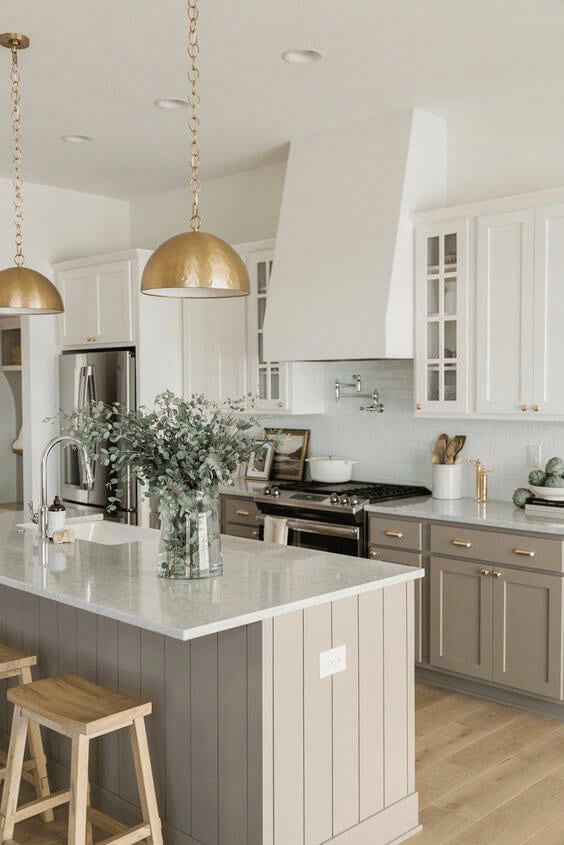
(141, 231, 249, 298)
(0, 266, 64, 314)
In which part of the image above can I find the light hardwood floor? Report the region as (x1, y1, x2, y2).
(6, 682, 564, 843)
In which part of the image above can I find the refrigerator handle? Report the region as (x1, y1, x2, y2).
(124, 352, 134, 514)
(78, 364, 97, 489)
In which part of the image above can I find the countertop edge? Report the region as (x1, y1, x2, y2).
(0, 566, 423, 642)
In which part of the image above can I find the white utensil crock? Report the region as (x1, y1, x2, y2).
(433, 464, 463, 500)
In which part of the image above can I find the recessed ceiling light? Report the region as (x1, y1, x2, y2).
(61, 134, 93, 144)
(154, 98, 189, 110)
(281, 49, 322, 65)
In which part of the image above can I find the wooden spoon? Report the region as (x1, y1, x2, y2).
(432, 433, 449, 465)
(444, 434, 467, 464)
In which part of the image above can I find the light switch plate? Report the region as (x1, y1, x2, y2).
(320, 645, 347, 679)
(527, 445, 542, 468)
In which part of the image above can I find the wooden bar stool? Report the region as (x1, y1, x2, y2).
(0, 673, 163, 845)
(0, 644, 53, 824)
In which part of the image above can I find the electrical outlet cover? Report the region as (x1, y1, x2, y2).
(320, 645, 347, 679)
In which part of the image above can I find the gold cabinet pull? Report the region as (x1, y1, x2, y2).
(492, 570, 503, 578)
(452, 538, 473, 548)
(251, 529, 259, 539)
(480, 568, 490, 577)
(385, 530, 403, 539)
(513, 548, 535, 557)
(369, 548, 381, 560)
(521, 405, 528, 412)
(236, 509, 250, 517)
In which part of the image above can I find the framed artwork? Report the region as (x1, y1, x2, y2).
(245, 441, 275, 481)
(264, 427, 310, 482)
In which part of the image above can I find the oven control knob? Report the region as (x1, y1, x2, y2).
(263, 486, 272, 496)
(350, 495, 360, 506)
(271, 486, 280, 497)
(339, 495, 350, 506)
(329, 493, 340, 504)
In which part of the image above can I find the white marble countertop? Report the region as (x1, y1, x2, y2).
(0, 513, 422, 641)
(220, 478, 267, 497)
(365, 496, 564, 536)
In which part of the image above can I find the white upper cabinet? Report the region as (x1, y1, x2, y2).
(415, 220, 469, 414)
(56, 256, 135, 347)
(533, 204, 564, 416)
(476, 209, 535, 415)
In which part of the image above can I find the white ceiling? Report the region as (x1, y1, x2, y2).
(1, 0, 564, 200)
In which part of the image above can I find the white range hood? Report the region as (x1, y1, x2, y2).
(263, 108, 446, 362)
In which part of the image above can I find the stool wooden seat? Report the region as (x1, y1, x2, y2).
(0, 673, 163, 845)
(0, 645, 53, 824)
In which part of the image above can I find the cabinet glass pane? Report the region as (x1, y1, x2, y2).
(427, 366, 440, 401)
(258, 368, 267, 399)
(427, 322, 439, 359)
(258, 296, 266, 330)
(270, 368, 280, 400)
(444, 233, 457, 268)
(257, 262, 267, 293)
(427, 278, 439, 315)
(444, 320, 457, 359)
(444, 277, 457, 316)
(444, 365, 457, 402)
(427, 236, 439, 272)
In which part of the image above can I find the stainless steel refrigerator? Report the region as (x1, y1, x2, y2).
(59, 348, 137, 523)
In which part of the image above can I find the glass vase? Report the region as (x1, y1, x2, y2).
(157, 494, 223, 580)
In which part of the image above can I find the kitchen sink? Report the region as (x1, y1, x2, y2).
(17, 518, 158, 546)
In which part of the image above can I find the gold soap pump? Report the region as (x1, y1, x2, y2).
(471, 459, 493, 504)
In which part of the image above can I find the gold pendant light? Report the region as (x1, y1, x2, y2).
(0, 34, 64, 315)
(141, 0, 249, 298)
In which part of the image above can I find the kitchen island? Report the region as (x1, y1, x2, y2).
(0, 512, 422, 845)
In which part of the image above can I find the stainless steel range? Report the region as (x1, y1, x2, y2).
(255, 480, 431, 556)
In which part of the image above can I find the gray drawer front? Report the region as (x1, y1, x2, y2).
(431, 524, 564, 573)
(223, 522, 261, 540)
(368, 547, 422, 567)
(222, 496, 260, 527)
(368, 515, 422, 551)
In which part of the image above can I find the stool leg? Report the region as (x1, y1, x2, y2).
(68, 734, 90, 845)
(0, 705, 28, 843)
(129, 717, 163, 845)
(19, 667, 53, 823)
(85, 783, 94, 845)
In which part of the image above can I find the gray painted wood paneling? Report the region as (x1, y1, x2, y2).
(164, 636, 191, 833)
(117, 622, 141, 806)
(358, 590, 384, 821)
(383, 584, 409, 807)
(190, 633, 219, 845)
(303, 602, 332, 845)
(247, 622, 263, 845)
(261, 618, 274, 845)
(218, 626, 248, 844)
(96, 616, 119, 794)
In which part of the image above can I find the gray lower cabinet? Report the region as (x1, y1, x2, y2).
(492, 567, 564, 699)
(430, 556, 493, 681)
(220, 494, 261, 540)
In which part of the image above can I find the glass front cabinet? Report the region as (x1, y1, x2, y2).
(415, 219, 470, 415)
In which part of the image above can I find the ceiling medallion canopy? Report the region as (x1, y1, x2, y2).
(0, 34, 64, 315)
(141, 0, 249, 299)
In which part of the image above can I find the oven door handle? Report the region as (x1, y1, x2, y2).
(255, 514, 359, 540)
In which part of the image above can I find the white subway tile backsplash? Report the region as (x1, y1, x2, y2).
(259, 360, 564, 503)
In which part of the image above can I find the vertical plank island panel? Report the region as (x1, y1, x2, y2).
(97, 617, 119, 795)
(57, 604, 77, 768)
(358, 589, 384, 821)
(164, 636, 191, 835)
(273, 611, 304, 845)
(247, 622, 263, 845)
(261, 618, 274, 845)
(218, 626, 248, 844)
(383, 583, 409, 807)
(76, 609, 98, 782)
(332, 596, 359, 837)
(38, 597, 60, 763)
(117, 623, 141, 808)
(140, 630, 166, 815)
(191, 633, 219, 845)
(406, 580, 416, 795)
(303, 602, 332, 845)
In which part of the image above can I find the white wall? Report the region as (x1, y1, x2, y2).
(0, 178, 130, 506)
(130, 161, 286, 247)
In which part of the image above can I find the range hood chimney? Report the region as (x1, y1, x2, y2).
(263, 108, 446, 362)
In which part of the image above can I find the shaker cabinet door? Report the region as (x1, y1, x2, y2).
(492, 567, 564, 700)
(59, 268, 95, 346)
(430, 557, 493, 680)
(533, 204, 564, 416)
(476, 209, 535, 415)
(92, 261, 134, 345)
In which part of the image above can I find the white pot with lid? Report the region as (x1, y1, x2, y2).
(306, 456, 358, 483)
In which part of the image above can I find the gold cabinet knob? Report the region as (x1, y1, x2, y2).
(492, 570, 503, 578)
(480, 568, 491, 577)
(277, 401, 284, 408)
(251, 529, 259, 539)
(368, 548, 380, 559)
(533, 405, 540, 412)
(521, 405, 528, 412)
(416, 403, 422, 411)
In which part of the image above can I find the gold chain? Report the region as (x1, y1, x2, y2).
(10, 43, 25, 266)
(187, 0, 201, 232)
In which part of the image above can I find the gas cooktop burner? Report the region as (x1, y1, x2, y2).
(259, 479, 431, 512)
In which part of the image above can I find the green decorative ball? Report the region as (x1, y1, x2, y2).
(545, 475, 564, 488)
(513, 488, 533, 508)
(528, 469, 547, 486)
(545, 457, 564, 477)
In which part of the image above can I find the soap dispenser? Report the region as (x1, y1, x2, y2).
(47, 496, 66, 539)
